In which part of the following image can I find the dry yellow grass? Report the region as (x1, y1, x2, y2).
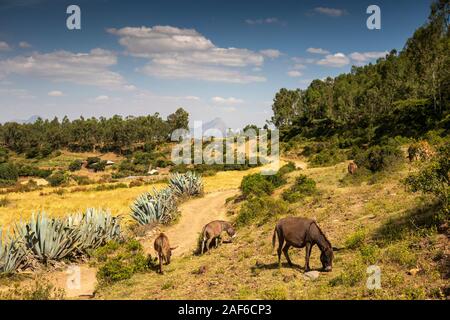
(0, 163, 278, 231)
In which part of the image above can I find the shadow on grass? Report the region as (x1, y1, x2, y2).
(373, 200, 444, 245)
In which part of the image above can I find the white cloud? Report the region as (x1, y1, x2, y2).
(94, 95, 109, 102)
(292, 57, 316, 64)
(316, 53, 350, 67)
(19, 41, 32, 48)
(185, 96, 200, 100)
(287, 70, 302, 77)
(0, 88, 35, 99)
(211, 96, 244, 105)
(313, 7, 347, 17)
(48, 90, 63, 97)
(109, 25, 266, 83)
(292, 63, 306, 70)
(306, 47, 330, 55)
(0, 48, 126, 89)
(245, 17, 280, 25)
(349, 51, 388, 65)
(0, 41, 11, 51)
(259, 49, 282, 59)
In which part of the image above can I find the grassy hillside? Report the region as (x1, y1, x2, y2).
(96, 152, 448, 300)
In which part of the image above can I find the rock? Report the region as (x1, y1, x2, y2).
(407, 268, 420, 276)
(303, 271, 320, 281)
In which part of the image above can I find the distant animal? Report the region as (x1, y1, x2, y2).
(348, 162, 358, 175)
(200, 220, 236, 254)
(272, 217, 338, 272)
(153, 233, 177, 274)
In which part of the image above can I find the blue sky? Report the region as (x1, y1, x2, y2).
(0, 0, 432, 128)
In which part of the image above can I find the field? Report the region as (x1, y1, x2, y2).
(2, 147, 447, 300)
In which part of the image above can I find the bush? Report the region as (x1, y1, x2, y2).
(46, 171, 66, 187)
(17, 165, 52, 178)
(309, 147, 347, 167)
(384, 243, 417, 268)
(240, 173, 275, 197)
(404, 144, 449, 214)
(86, 157, 101, 167)
(0, 280, 65, 300)
(71, 175, 94, 186)
(96, 240, 153, 284)
(236, 197, 288, 226)
(90, 160, 107, 172)
(282, 174, 317, 203)
(68, 159, 83, 172)
(355, 143, 403, 172)
(0, 162, 18, 182)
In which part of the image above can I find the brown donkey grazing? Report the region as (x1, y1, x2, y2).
(200, 220, 236, 254)
(154, 233, 177, 274)
(272, 217, 337, 272)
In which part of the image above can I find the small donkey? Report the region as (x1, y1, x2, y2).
(200, 220, 236, 254)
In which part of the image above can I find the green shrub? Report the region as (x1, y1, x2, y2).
(46, 171, 66, 187)
(236, 197, 288, 226)
(355, 143, 403, 172)
(0, 162, 18, 182)
(90, 160, 107, 172)
(96, 240, 152, 284)
(68, 160, 83, 172)
(404, 144, 449, 214)
(71, 175, 94, 186)
(17, 165, 52, 178)
(282, 174, 317, 203)
(309, 147, 347, 167)
(240, 173, 275, 197)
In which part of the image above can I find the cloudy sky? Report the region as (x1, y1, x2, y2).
(0, 0, 431, 128)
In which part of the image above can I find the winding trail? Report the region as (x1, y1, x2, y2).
(144, 189, 238, 257)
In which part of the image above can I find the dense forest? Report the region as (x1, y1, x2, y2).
(0, 108, 189, 156)
(271, 0, 449, 143)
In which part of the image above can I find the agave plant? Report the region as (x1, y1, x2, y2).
(14, 212, 81, 264)
(0, 229, 27, 274)
(130, 188, 177, 225)
(168, 171, 203, 197)
(73, 208, 122, 251)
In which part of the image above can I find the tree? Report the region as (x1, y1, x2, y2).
(167, 108, 189, 133)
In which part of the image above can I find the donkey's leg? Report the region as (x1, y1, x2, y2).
(277, 233, 284, 268)
(201, 238, 206, 254)
(205, 238, 213, 253)
(158, 253, 164, 274)
(282, 243, 293, 266)
(304, 243, 312, 272)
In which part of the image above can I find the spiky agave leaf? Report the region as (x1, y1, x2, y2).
(168, 171, 203, 197)
(130, 188, 177, 225)
(75, 208, 122, 251)
(0, 229, 27, 274)
(14, 212, 81, 264)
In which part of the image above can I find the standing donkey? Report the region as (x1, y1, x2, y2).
(272, 217, 337, 272)
(200, 220, 236, 254)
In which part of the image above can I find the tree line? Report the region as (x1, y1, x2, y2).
(271, 0, 449, 143)
(0, 108, 189, 156)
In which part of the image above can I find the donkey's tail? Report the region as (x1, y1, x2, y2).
(272, 226, 278, 252)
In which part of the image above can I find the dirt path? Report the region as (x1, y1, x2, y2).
(143, 189, 238, 258)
